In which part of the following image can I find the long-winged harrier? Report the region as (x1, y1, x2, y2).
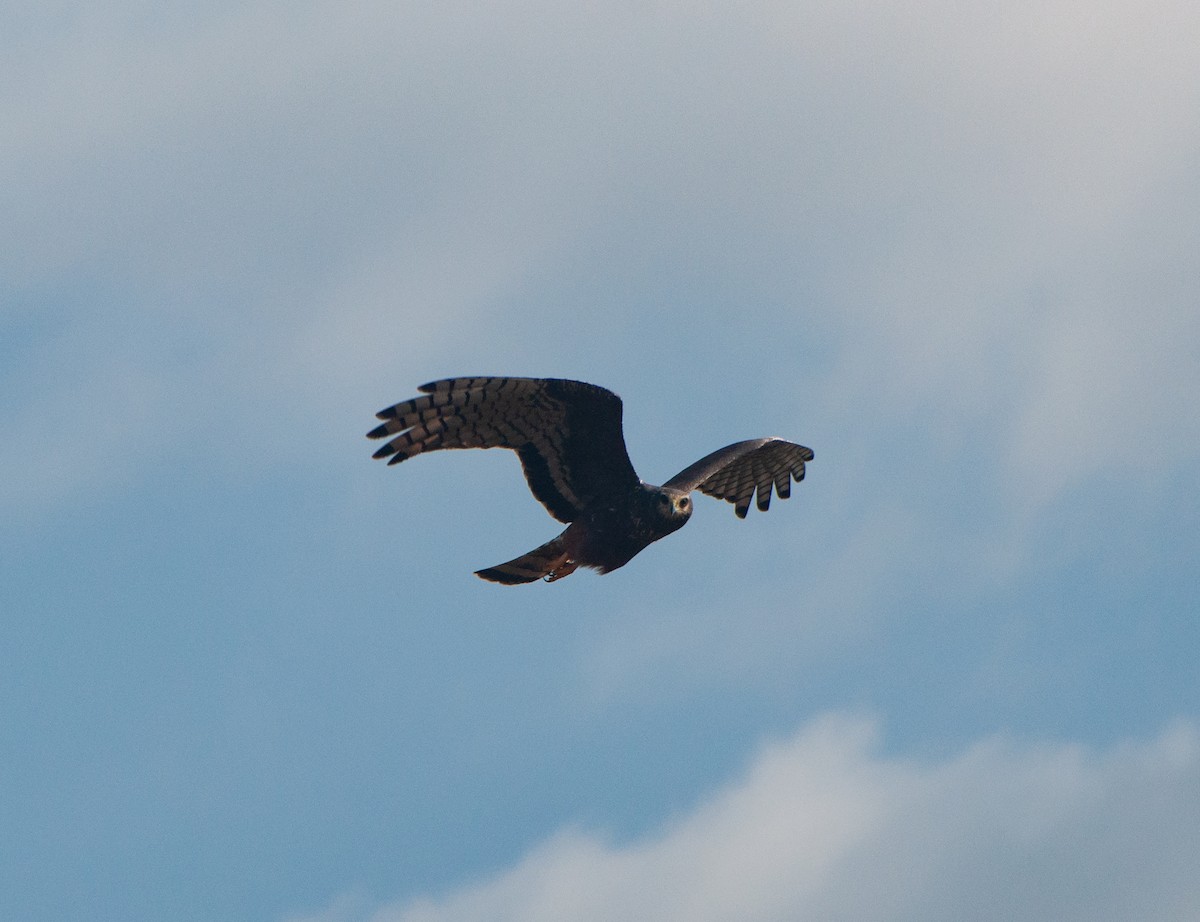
(368, 377, 814, 584)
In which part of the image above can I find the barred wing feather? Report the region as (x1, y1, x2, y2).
(662, 438, 814, 518)
(367, 377, 640, 523)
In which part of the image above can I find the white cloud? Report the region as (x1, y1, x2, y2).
(295, 714, 1200, 922)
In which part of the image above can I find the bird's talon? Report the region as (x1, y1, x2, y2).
(544, 559, 579, 582)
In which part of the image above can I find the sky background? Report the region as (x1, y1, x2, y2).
(3, 1, 1199, 920)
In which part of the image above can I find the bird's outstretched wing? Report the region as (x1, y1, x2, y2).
(367, 377, 640, 523)
(662, 437, 814, 518)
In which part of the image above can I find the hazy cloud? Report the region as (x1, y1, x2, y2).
(6, 0, 1199, 512)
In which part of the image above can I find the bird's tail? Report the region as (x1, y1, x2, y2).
(475, 534, 578, 584)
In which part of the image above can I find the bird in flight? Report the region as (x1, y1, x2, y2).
(368, 377, 814, 584)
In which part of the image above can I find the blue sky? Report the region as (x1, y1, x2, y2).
(3, 1, 1199, 920)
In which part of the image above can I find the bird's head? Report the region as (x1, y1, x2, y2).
(652, 488, 693, 531)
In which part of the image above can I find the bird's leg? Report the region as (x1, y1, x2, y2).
(544, 559, 579, 582)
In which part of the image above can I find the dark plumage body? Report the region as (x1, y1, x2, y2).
(368, 377, 813, 583)
(567, 484, 693, 572)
